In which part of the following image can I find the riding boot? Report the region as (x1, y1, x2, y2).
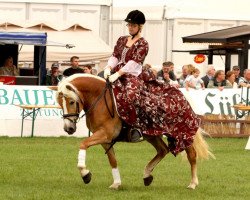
(129, 129, 143, 143)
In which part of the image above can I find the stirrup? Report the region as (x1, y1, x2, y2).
(129, 129, 143, 143)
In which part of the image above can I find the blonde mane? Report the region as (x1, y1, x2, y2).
(57, 74, 105, 101)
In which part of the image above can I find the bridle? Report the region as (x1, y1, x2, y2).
(62, 80, 115, 123)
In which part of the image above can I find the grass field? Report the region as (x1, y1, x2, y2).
(0, 137, 249, 200)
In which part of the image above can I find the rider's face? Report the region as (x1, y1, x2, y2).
(126, 23, 139, 35)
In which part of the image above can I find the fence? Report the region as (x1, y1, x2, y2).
(201, 114, 250, 137)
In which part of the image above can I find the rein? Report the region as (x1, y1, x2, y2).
(62, 79, 115, 122)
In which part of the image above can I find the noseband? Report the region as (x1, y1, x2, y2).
(62, 80, 114, 123)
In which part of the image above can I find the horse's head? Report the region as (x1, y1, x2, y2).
(56, 82, 83, 135)
(52, 74, 106, 135)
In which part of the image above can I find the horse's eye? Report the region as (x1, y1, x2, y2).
(69, 101, 75, 105)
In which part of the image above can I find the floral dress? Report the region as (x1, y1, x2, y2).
(110, 36, 201, 155)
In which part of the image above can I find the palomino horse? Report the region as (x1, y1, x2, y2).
(54, 74, 213, 190)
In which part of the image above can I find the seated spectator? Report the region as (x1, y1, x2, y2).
(183, 64, 195, 86)
(82, 65, 93, 74)
(185, 68, 205, 90)
(0, 56, 19, 76)
(46, 63, 63, 86)
(63, 56, 84, 77)
(143, 63, 152, 71)
(157, 61, 176, 81)
(178, 65, 189, 87)
(226, 70, 238, 88)
(207, 70, 232, 90)
(98, 70, 104, 78)
(232, 65, 243, 84)
(162, 71, 180, 87)
(238, 69, 250, 87)
(201, 64, 216, 88)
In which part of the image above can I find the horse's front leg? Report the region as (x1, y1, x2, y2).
(77, 130, 111, 184)
(102, 144, 122, 190)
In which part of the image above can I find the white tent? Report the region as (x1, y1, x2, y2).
(0, 21, 112, 63)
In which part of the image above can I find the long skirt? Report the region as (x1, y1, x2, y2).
(112, 73, 201, 155)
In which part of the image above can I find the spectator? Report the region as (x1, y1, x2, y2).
(98, 70, 104, 78)
(163, 71, 180, 87)
(143, 63, 152, 70)
(207, 70, 231, 91)
(63, 56, 84, 77)
(46, 63, 63, 86)
(232, 65, 243, 84)
(82, 65, 92, 74)
(238, 69, 250, 87)
(185, 68, 205, 90)
(183, 64, 195, 86)
(178, 65, 189, 87)
(226, 70, 238, 88)
(0, 56, 19, 76)
(201, 65, 216, 88)
(157, 61, 176, 81)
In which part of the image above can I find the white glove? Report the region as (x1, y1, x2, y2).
(104, 67, 111, 79)
(108, 72, 120, 83)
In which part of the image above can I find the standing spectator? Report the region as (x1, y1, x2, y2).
(201, 65, 216, 88)
(63, 56, 84, 77)
(46, 63, 63, 86)
(238, 69, 250, 87)
(232, 65, 243, 84)
(226, 70, 238, 88)
(185, 68, 205, 90)
(207, 70, 231, 90)
(0, 56, 19, 76)
(157, 61, 176, 81)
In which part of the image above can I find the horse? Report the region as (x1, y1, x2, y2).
(53, 73, 213, 190)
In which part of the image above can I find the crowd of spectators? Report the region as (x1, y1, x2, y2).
(144, 61, 250, 91)
(1, 54, 249, 89)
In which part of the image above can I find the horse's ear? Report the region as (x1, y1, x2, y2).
(47, 86, 58, 91)
(66, 84, 76, 92)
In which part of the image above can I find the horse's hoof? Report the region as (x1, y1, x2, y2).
(143, 175, 153, 186)
(109, 182, 122, 190)
(187, 183, 197, 189)
(82, 172, 92, 184)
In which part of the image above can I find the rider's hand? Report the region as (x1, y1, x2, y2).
(104, 67, 111, 79)
(108, 72, 120, 83)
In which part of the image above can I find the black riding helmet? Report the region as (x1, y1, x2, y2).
(124, 10, 146, 25)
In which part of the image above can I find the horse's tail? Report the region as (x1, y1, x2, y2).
(192, 128, 215, 160)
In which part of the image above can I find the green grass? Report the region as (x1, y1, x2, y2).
(0, 137, 249, 200)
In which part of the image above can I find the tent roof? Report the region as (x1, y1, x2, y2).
(182, 25, 250, 44)
(0, 21, 112, 62)
(0, 31, 47, 45)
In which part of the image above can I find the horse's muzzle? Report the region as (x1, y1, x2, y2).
(64, 122, 76, 135)
(65, 127, 76, 135)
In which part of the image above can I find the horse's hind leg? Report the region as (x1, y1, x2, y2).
(144, 136, 169, 186)
(102, 144, 121, 190)
(185, 144, 198, 189)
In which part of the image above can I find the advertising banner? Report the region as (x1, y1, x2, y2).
(0, 85, 248, 137)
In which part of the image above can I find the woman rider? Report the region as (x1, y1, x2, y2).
(104, 10, 200, 156)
